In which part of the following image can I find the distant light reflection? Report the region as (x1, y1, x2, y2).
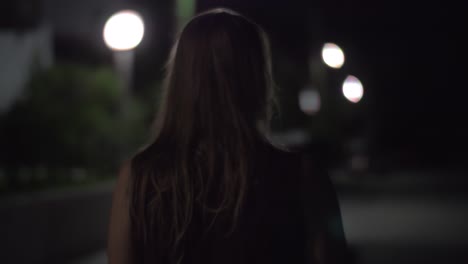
(299, 89, 321, 115)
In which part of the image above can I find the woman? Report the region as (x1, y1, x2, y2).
(108, 8, 348, 264)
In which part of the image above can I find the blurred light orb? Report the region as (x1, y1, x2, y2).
(103, 10, 144, 51)
(322, 43, 345, 69)
(299, 89, 321, 115)
(342, 75, 364, 103)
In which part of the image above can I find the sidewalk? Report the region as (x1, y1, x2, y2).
(332, 168, 468, 196)
(69, 251, 107, 264)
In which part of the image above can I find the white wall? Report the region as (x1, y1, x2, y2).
(0, 25, 53, 113)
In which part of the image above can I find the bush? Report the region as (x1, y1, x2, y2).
(1, 64, 147, 186)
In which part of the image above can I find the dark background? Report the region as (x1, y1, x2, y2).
(1, 0, 467, 263)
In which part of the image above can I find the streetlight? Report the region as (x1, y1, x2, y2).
(322, 43, 345, 69)
(103, 10, 145, 97)
(342, 75, 364, 103)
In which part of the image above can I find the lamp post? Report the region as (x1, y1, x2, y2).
(103, 10, 145, 104)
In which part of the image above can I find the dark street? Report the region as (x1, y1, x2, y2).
(63, 170, 468, 264)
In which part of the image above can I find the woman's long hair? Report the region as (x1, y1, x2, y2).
(129, 8, 275, 263)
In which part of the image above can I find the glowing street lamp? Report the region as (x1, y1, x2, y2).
(342, 75, 364, 103)
(104, 10, 144, 51)
(322, 43, 345, 69)
(103, 10, 145, 96)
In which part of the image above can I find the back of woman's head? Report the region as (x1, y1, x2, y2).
(158, 8, 274, 144)
(130, 8, 275, 263)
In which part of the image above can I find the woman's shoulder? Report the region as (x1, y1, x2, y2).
(114, 160, 132, 198)
(255, 142, 305, 186)
(261, 141, 304, 166)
